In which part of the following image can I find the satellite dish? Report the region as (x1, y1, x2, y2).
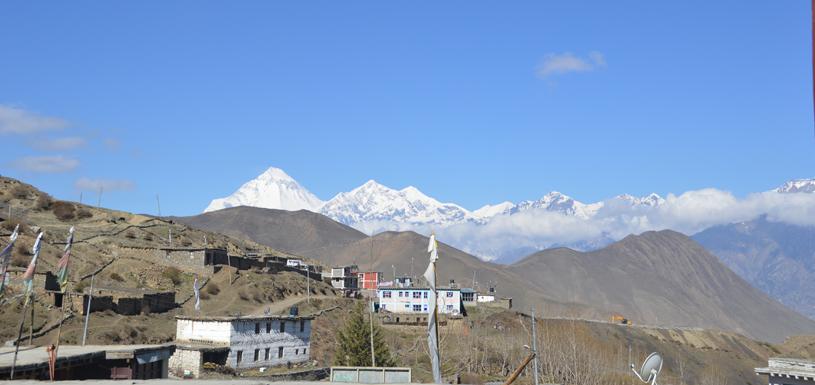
(630, 352, 663, 385)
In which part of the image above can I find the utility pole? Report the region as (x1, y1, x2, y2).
(306, 264, 310, 304)
(97, 187, 103, 208)
(169, 228, 173, 246)
(79, 191, 83, 204)
(531, 308, 540, 385)
(369, 232, 376, 367)
(81, 274, 95, 346)
(156, 195, 161, 217)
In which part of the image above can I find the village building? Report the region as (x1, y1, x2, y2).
(358, 271, 383, 290)
(169, 314, 313, 378)
(394, 276, 413, 288)
(323, 265, 359, 295)
(461, 288, 477, 306)
(377, 287, 463, 316)
(756, 358, 815, 385)
(0, 344, 174, 380)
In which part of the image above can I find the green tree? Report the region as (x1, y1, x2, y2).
(334, 302, 395, 367)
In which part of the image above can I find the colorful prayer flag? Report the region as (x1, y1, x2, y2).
(193, 275, 201, 311)
(424, 233, 442, 384)
(55, 227, 74, 293)
(23, 232, 44, 307)
(0, 225, 19, 299)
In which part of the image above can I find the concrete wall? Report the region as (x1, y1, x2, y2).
(176, 319, 232, 345)
(228, 319, 311, 369)
(168, 348, 201, 378)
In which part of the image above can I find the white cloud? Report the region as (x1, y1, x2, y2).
(537, 51, 606, 78)
(74, 177, 135, 192)
(30, 136, 86, 151)
(0, 105, 69, 134)
(12, 155, 79, 173)
(351, 186, 815, 262)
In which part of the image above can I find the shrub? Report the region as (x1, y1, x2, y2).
(110, 272, 124, 282)
(162, 267, 183, 286)
(238, 290, 249, 301)
(143, 233, 153, 241)
(124, 231, 136, 239)
(1, 218, 27, 233)
(199, 292, 210, 300)
(181, 239, 193, 247)
(35, 194, 53, 210)
(10, 185, 28, 199)
(11, 253, 28, 268)
(74, 280, 88, 293)
(76, 208, 93, 219)
(53, 201, 76, 221)
(205, 283, 220, 295)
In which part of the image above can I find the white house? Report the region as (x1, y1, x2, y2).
(756, 358, 815, 385)
(169, 314, 313, 378)
(377, 288, 462, 315)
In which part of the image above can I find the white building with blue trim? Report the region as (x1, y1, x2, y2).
(376, 288, 462, 315)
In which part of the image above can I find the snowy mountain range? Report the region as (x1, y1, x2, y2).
(205, 167, 815, 261)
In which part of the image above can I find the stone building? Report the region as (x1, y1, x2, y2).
(169, 314, 313, 378)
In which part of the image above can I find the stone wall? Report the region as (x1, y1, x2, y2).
(143, 292, 176, 314)
(169, 348, 202, 378)
(73, 294, 115, 315)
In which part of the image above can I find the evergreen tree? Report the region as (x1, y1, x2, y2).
(334, 301, 395, 367)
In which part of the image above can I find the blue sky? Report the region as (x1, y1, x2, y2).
(0, 1, 812, 215)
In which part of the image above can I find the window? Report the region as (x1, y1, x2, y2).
(266, 322, 271, 333)
(236, 350, 243, 364)
(295, 348, 299, 355)
(423, 292, 428, 299)
(413, 291, 421, 298)
(303, 348, 307, 356)
(280, 321, 286, 332)
(300, 319, 305, 332)
(413, 304, 422, 312)
(381, 304, 386, 310)
(423, 305, 428, 312)
(398, 291, 403, 297)
(446, 291, 454, 298)
(447, 304, 453, 311)
(255, 322, 260, 334)
(265, 348, 270, 360)
(254, 349, 259, 361)
(404, 304, 410, 308)
(383, 291, 391, 298)
(278, 346, 284, 358)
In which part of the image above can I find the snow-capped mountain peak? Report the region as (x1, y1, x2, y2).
(319, 180, 470, 226)
(775, 179, 815, 194)
(204, 167, 324, 213)
(472, 201, 515, 219)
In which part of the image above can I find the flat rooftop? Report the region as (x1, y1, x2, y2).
(0, 344, 173, 371)
(756, 357, 815, 380)
(176, 314, 314, 321)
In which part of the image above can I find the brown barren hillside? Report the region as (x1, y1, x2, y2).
(173, 206, 367, 256)
(179, 205, 815, 342)
(509, 230, 815, 342)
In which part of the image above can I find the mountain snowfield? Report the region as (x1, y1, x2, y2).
(205, 167, 815, 261)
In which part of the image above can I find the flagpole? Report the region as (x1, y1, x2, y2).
(28, 304, 34, 345)
(10, 300, 30, 379)
(432, 256, 440, 380)
(81, 274, 94, 346)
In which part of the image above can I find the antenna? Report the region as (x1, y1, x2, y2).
(631, 352, 663, 385)
(156, 194, 162, 217)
